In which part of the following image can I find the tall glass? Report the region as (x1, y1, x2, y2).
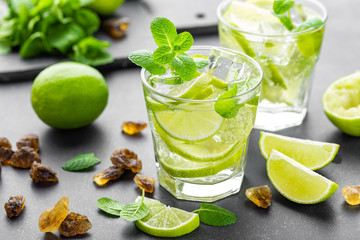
(141, 47, 263, 202)
(217, 0, 327, 131)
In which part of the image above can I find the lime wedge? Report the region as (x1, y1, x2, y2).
(259, 131, 339, 170)
(135, 197, 199, 238)
(154, 105, 224, 142)
(267, 150, 338, 204)
(322, 71, 360, 136)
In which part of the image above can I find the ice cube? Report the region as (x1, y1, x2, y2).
(207, 47, 252, 85)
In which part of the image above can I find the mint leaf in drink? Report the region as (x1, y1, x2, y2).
(120, 189, 150, 221)
(153, 45, 175, 64)
(172, 32, 194, 53)
(193, 203, 237, 226)
(62, 153, 101, 171)
(272, 12, 294, 31)
(150, 17, 177, 47)
(129, 49, 167, 75)
(295, 17, 324, 32)
(97, 198, 124, 216)
(214, 84, 243, 118)
(194, 58, 209, 70)
(273, 0, 294, 14)
(170, 53, 197, 81)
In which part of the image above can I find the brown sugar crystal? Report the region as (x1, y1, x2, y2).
(133, 174, 155, 193)
(110, 148, 142, 173)
(342, 185, 360, 205)
(17, 133, 39, 152)
(0, 137, 13, 164)
(93, 166, 124, 186)
(59, 212, 92, 237)
(10, 146, 41, 168)
(245, 185, 272, 208)
(4, 195, 25, 218)
(122, 121, 147, 135)
(39, 196, 69, 232)
(30, 162, 58, 183)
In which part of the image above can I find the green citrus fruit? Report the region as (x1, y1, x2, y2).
(322, 71, 360, 136)
(31, 62, 108, 129)
(86, 0, 125, 15)
(267, 150, 338, 204)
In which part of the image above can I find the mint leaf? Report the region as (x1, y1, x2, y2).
(193, 203, 237, 226)
(214, 84, 242, 118)
(129, 49, 166, 75)
(194, 58, 209, 70)
(150, 17, 177, 47)
(120, 190, 150, 221)
(153, 45, 175, 64)
(170, 53, 197, 81)
(273, 0, 294, 14)
(273, 12, 294, 31)
(172, 32, 193, 53)
(97, 198, 124, 216)
(295, 17, 324, 32)
(62, 153, 101, 171)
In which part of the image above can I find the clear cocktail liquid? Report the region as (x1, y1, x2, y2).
(141, 47, 262, 201)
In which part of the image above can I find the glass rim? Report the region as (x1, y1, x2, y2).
(217, 0, 328, 38)
(140, 46, 263, 103)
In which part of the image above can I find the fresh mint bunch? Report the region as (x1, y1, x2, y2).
(273, 0, 324, 32)
(129, 17, 199, 81)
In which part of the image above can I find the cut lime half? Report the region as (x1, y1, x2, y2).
(267, 150, 338, 204)
(135, 197, 199, 238)
(322, 71, 360, 136)
(259, 131, 339, 170)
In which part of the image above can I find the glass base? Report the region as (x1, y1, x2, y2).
(254, 107, 307, 131)
(157, 167, 244, 202)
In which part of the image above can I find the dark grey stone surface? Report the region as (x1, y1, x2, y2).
(1, 0, 360, 239)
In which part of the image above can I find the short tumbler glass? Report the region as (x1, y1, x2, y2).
(141, 46, 263, 202)
(217, 0, 327, 131)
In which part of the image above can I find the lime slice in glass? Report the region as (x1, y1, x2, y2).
(267, 150, 338, 204)
(158, 145, 242, 178)
(322, 71, 360, 136)
(154, 105, 224, 142)
(259, 131, 339, 170)
(135, 197, 199, 238)
(168, 72, 214, 99)
(193, 85, 215, 100)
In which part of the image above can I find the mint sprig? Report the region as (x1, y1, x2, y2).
(193, 203, 237, 226)
(128, 17, 198, 81)
(62, 153, 101, 171)
(120, 190, 150, 221)
(273, 0, 324, 32)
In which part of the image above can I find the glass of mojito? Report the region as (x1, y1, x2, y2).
(217, 0, 327, 131)
(140, 46, 262, 202)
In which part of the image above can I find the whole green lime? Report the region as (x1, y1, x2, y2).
(87, 0, 125, 15)
(31, 62, 109, 129)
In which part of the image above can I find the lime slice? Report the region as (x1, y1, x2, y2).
(135, 197, 199, 238)
(168, 72, 214, 99)
(259, 131, 339, 170)
(154, 105, 224, 142)
(267, 150, 338, 204)
(322, 71, 360, 136)
(245, 0, 274, 10)
(193, 85, 214, 100)
(159, 144, 243, 178)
